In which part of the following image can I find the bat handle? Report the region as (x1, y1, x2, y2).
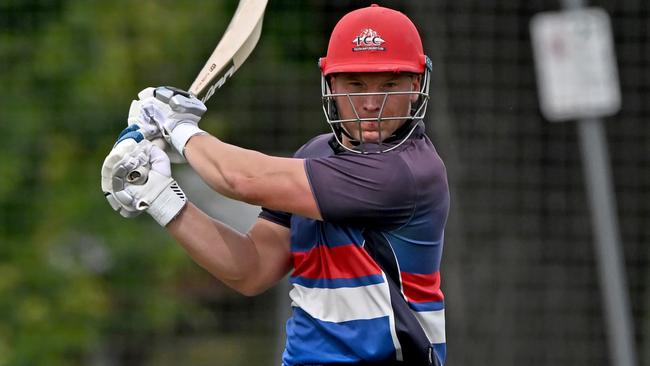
(127, 165, 149, 185)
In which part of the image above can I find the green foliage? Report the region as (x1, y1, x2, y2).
(0, 1, 242, 364)
(0, 0, 328, 363)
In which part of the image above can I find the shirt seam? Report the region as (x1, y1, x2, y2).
(391, 150, 418, 232)
(303, 159, 325, 221)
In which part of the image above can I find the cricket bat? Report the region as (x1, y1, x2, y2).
(127, 0, 269, 184)
(189, 0, 269, 102)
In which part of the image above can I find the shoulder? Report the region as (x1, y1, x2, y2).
(396, 135, 447, 181)
(304, 149, 419, 228)
(305, 140, 431, 185)
(293, 133, 335, 159)
(314, 137, 438, 176)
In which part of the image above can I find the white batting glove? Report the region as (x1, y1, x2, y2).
(128, 86, 208, 160)
(101, 138, 143, 219)
(101, 138, 187, 226)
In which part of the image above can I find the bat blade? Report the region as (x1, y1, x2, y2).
(126, 0, 268, 182)
(189, 0, 269, 102)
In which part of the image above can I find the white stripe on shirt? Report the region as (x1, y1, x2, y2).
(290, 281, 393, 322)
(412, 308, 446, 343)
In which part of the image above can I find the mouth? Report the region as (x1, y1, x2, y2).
(359, 121, 380, 130)
(358, 129, 383, 142)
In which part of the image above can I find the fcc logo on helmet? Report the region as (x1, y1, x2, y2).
(352, 28, 385, 51)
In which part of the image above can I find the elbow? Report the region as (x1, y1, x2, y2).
(226, 279, 269, 297)
(239, 286, 267, 297)
(224, 173, 264, 206)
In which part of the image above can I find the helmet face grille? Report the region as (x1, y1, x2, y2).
(320, 66, 431, 154)
(320, 5, 426, 76)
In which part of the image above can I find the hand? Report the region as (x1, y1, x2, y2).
(127, 86, 207, 159)
(101, 138, 144, 219)
(101, 138, 187, 226)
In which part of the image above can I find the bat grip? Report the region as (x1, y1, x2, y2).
(127, 165, 149, 185)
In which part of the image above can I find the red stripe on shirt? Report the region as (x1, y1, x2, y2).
(401, 271, 444, 303)
(293, 244, 382, 279)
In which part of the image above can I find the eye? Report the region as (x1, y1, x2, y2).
(383, 81, 400, 89)
(343, 81, 365, 92)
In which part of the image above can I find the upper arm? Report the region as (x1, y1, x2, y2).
(166, 203, 292, 296)
(233, 217, 293, 296)
(184, 134, 321, 220)
(237, 157, 322, 221)
(244, 218, 292, 293)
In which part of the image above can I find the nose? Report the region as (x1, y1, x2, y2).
(360, 93, 384, 113)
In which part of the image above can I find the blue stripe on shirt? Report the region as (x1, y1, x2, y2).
(290, 274, 385, 289)
(408, 300, 445, 312)
(283, 306, 396, 365)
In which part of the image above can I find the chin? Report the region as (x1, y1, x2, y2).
(359, 131, 383, 143)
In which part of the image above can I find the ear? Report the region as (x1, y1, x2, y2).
(329, 75, 337, 93)
(410, 74, 422, 103)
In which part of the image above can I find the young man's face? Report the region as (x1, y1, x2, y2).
(329, 72, 421, 146)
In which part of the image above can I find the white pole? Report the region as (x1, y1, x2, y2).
(559, 1, 637, 365)
(575, 119, 637, 366)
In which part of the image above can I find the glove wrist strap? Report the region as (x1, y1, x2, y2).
(147, 181, 187, 226)
(170, 124, 207, 157)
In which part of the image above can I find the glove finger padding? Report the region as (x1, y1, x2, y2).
(101, 139, 140, 194)
(109, 140, 153, 192)
(134, 97, 187, 164)
(137, 87, 156, 100)
(127, 99, 162, 140)
(149, 141, 172, 177)
(101, 138, 149, 219)
(128, 86, 207, 161)
(109, 142, 186, 226)
(104, 192, 141, 218)
(150, 87, 207, 157)
(139, 98, 173, 137)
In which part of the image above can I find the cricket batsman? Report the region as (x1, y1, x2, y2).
(101, 4, 449, 365)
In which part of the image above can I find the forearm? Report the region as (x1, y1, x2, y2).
(183, 134, 277, 202)
(182, 133, 320, 219)
(167, 202, 292, 295)
(166, 202, 260, 292)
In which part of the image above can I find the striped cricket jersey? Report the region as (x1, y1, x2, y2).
(260, 123, 449, 365)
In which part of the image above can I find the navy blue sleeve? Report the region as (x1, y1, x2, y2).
(258, 207, 291, 228)
(305, 153, 417, 229)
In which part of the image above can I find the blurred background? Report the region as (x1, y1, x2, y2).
(0, 0, 648, 365)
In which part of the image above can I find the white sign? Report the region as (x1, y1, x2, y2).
(531, 8, 621, 122)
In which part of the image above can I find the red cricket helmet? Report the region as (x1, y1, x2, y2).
(319, 4, 427, 76)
